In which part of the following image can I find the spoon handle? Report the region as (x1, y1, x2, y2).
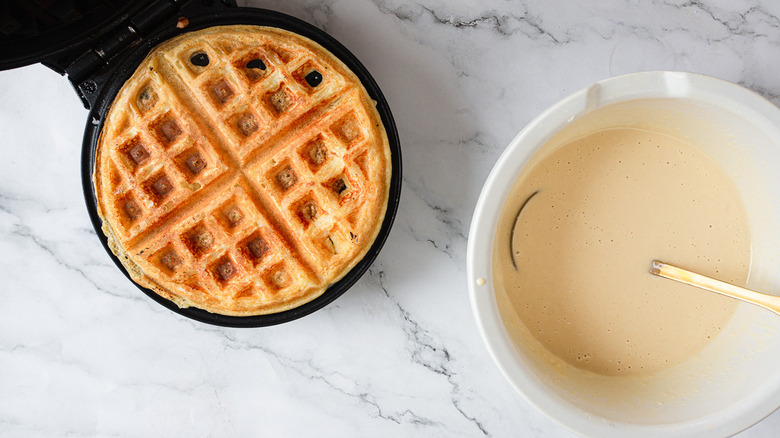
(650, 260, 780, 316)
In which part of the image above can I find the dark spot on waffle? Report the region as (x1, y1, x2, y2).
(223, 206, 243, 227)
(185, 152, 206, 175)
(275, 166, 297, 190)
(240, 55, 270, 81)
(194, 231, 213, 250)
(304, 70, 323, 87)
(293, 62, 325, 92)
(247, 237, 268, 259)
(303, 139, 328, 169)
(137, 87, 158, 112)
(236, 112, 258, 137)
(240, 232, 269, 266)
(209, 79, 234, 105)
(155, 117, 182, 145)
(268, 87, 294, 114)
(246, 58, 266, 70)
(190, 52, 209, 66)
(216, 259, 236, 281)
(122, 199, 141, 221)
(332, 113, 363, 146)
(332, 178, 348, 195)
(310, 145, 326, 164)
(160, 250, 181, 271)
(152, 175, 174, 197)
(126, 143, 149, 166)
(300, 201, 318, 223)
(184, 226, 214, 258)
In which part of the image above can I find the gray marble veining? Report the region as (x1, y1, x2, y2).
(0, 0, 779, 436)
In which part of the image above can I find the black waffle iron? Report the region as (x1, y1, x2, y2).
(0, 0, 402, 327)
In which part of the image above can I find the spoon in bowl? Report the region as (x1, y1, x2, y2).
(650, 260, 780, 316)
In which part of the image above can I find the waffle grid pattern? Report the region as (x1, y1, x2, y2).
(95, 27, 389, 314)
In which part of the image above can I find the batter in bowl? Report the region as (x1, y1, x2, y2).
(493, 127, 751, 376)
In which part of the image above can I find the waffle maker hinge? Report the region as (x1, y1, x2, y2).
(50, 0, 235, 109)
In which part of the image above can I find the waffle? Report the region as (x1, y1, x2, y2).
(94, 25, 391, 316)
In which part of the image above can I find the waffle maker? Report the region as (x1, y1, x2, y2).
(0, 0, 402, 327)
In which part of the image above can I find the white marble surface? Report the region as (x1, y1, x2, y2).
(1, 0, 780, 436)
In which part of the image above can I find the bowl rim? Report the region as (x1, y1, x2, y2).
(466, 71, 780, 437)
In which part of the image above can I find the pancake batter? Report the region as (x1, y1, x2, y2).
(493, 127, 751, 375)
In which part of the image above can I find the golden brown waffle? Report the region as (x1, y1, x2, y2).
(94, 25, 391, 316)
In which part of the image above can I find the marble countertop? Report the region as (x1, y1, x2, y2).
(2, 0, 780, 436)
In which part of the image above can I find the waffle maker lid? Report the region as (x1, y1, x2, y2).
(0, 0, 237, 107)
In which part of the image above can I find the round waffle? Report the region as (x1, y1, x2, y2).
(94, 25, 391, 316)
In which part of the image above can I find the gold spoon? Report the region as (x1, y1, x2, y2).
(650, 260, 780, 316)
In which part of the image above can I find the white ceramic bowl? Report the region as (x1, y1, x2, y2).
(467, 71, 780, 437)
